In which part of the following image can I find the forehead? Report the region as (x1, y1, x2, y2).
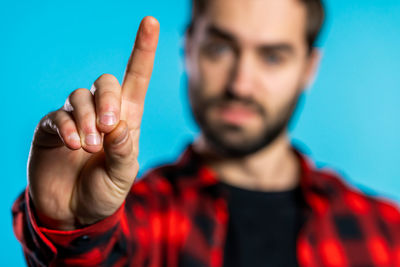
(199, 0, 307, 45)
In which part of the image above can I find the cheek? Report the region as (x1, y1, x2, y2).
(256, 64, 304, 111)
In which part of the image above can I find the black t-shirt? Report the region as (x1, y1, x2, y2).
(221, 182, 306, 267)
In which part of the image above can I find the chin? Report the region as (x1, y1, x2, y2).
(202, 118, 287, 158)
(204, 131, 270, 158)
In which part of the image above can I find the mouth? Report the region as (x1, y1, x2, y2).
(215, 103, 259, 125)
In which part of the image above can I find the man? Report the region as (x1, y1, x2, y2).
(12, 0, 400, 266)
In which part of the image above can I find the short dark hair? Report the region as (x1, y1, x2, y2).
(187, 0, 325, 52)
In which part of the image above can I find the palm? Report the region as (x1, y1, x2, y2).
(29, 142, 92, 226)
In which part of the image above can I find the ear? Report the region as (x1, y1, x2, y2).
(301, 48, 322, 91)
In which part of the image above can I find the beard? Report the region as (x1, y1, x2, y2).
(189, 85, 301, 158)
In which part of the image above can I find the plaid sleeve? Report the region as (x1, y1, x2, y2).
(12, 188, 127, 266)
(12, 172, 179, 267)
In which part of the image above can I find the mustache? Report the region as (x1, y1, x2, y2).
(202, 94, 266, 117)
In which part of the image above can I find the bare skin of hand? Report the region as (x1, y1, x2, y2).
(28, 16, 160, 230)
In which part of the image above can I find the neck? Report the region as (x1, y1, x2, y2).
(193, 131, 300, 192)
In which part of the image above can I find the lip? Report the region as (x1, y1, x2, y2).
(216, 105, 257, 124)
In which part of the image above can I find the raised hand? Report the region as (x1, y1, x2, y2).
(28, 16, 160, 230)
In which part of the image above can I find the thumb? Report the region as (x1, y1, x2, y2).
(103, 120, 139, 191)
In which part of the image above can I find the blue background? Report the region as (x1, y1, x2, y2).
(1, 0, 399, 265)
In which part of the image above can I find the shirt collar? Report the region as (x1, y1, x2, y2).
(174, 143, 334, 206)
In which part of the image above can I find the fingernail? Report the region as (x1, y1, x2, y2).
(100, 112, 116, 126)
(86, 133, 101, 146)
(141, 17, 157, 36)
(68, 132, 80, 142)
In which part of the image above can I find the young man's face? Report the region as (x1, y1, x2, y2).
(186, 0, 319, 156)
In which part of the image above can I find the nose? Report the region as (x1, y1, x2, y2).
(228, 51, 255, 98)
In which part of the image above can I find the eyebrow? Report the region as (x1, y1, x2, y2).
(206, 25, 237, 42)
(259, 44, 294, 55)
(205, 24, 295, 55)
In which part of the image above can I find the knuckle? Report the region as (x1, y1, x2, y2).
(54, 111, 74, 130)
(60, 124, 77, 140)
(98, 91, 120, 107)
(50, 110, 64, 124)
(100, 90, 118, 99)
(53, 109, 66, 123)
(79, 111, 96, 129)
(114, 153, 137, 172)
(42, 110, 73, 135)
(98, 73, 117, 82)
(93, 74, 121, 96)
(94, 73, 119, 88)
(60, 117, 74, 130)
(112, 146, 132, 160)
(69, 88, 90, 104)
(127, 70, 149, 84)
(128, 73, 149, 90)
(112, 141, 137, 162)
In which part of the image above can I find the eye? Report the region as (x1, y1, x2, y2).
(262, 53, 284, 65)
(202, 41, 232, 59)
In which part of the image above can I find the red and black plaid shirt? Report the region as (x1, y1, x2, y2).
(13, 145, 400, 266)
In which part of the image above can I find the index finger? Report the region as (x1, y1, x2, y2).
(122, 16, 160, 105)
